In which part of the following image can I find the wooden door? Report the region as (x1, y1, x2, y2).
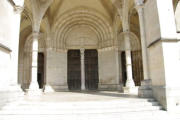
(38, 53, 44, 89)
(121, 51, 127, 86)
(68, 50, 81, 90)
(131, 50, 144, 86)
(85, 50, 99, 90)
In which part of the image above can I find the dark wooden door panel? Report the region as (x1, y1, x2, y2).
(131, 50, 144, 86)
(121, 52, 127, 87)
(68, 50, 81, 90)
(38, 52, 44, 89)
(85, 50, 99, 90)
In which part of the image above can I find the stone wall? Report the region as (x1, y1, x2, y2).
(46, 49, 68, 91)
(0, 1, 21, 91)
(144, 0, 180, 111)
(98, 48, 120, 90)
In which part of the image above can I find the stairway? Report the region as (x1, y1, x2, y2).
(0, 91, 179, 120)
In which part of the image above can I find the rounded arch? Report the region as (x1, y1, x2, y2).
(51, 7, 114, 49)
(129, 7, 141, 39)
(117, 31, 141, 51)
(24, 33, 47, 52)
(118, 31, 143, 86)
(20, 33, 46, 90)
(64, 24, 99, 49)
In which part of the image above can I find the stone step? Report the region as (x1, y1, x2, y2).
(0, 111, 174, 120)
(2, 104, 162, 112)
(0, 92, 170, 120)
(19, 98, 157, 103)
(16, 99, 159, 105)
(0, 106, 163, 115)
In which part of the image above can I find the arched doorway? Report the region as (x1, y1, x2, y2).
(118, 32, 143, 87)
(19, 33, 46, 90)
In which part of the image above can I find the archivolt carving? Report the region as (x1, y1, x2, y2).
(117, 31, 141, 51)
(24, 33, 46, 52)
(51, 7, 114, 49)
(65, 25, 99, 49)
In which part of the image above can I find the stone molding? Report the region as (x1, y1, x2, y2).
(147, 37, 180, 48)
(0, 43, 12, 52)
(46, 48, 67, 53)
(98, 46, 117, 52)
(134, 0, 144, 6)
(52, 7, 114, 49)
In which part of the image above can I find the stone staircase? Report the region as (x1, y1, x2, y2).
(0, 92, 179, 120)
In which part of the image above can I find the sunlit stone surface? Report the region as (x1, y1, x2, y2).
(0, 1, 180, 118)
(0, 92, 180, 120)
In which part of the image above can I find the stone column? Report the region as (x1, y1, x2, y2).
(136, 6, 149, 79)
(80, 48, 86, 90)
(125, 50, 135, 87)
(125, 36, 135, 88)
(124, 35, 136, 93)
(28, 31, 41, 93)
(135, 0, 153, 98)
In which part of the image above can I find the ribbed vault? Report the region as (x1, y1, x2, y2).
(51, 7, 114, 49)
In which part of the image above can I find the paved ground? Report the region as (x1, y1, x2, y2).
(0, 91, 179, 120)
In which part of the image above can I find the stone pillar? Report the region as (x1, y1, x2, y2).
(135, 0, 153, 98)
(80, 48, 86, 90)
(28, 31, 41, 94)
(124, 35, 136, 93)
(143, 0, 180, 110)
(125, 50, 135, 87)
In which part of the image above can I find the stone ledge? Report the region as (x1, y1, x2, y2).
(148, 37, 179, 48)
(98, 84, 121, 91)
(0, 43, 11, 52)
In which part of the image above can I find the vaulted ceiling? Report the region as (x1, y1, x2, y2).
(19, 0, 141, 50)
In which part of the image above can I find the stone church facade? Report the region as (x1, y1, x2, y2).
(0, 0, 180, 111)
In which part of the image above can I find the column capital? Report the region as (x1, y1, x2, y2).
(134, 0, 145, 11)
(134, 0, 144, 6)
(80, 48, 85, 54)
(14, 5, 24, 14)
(32, 31, 39, 39)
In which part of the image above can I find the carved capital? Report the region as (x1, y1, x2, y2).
(80, 48, 85, 55)
(32, 31, 39, 39)
(134, 0, 144, 15)
(135, 0, 144, 6)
